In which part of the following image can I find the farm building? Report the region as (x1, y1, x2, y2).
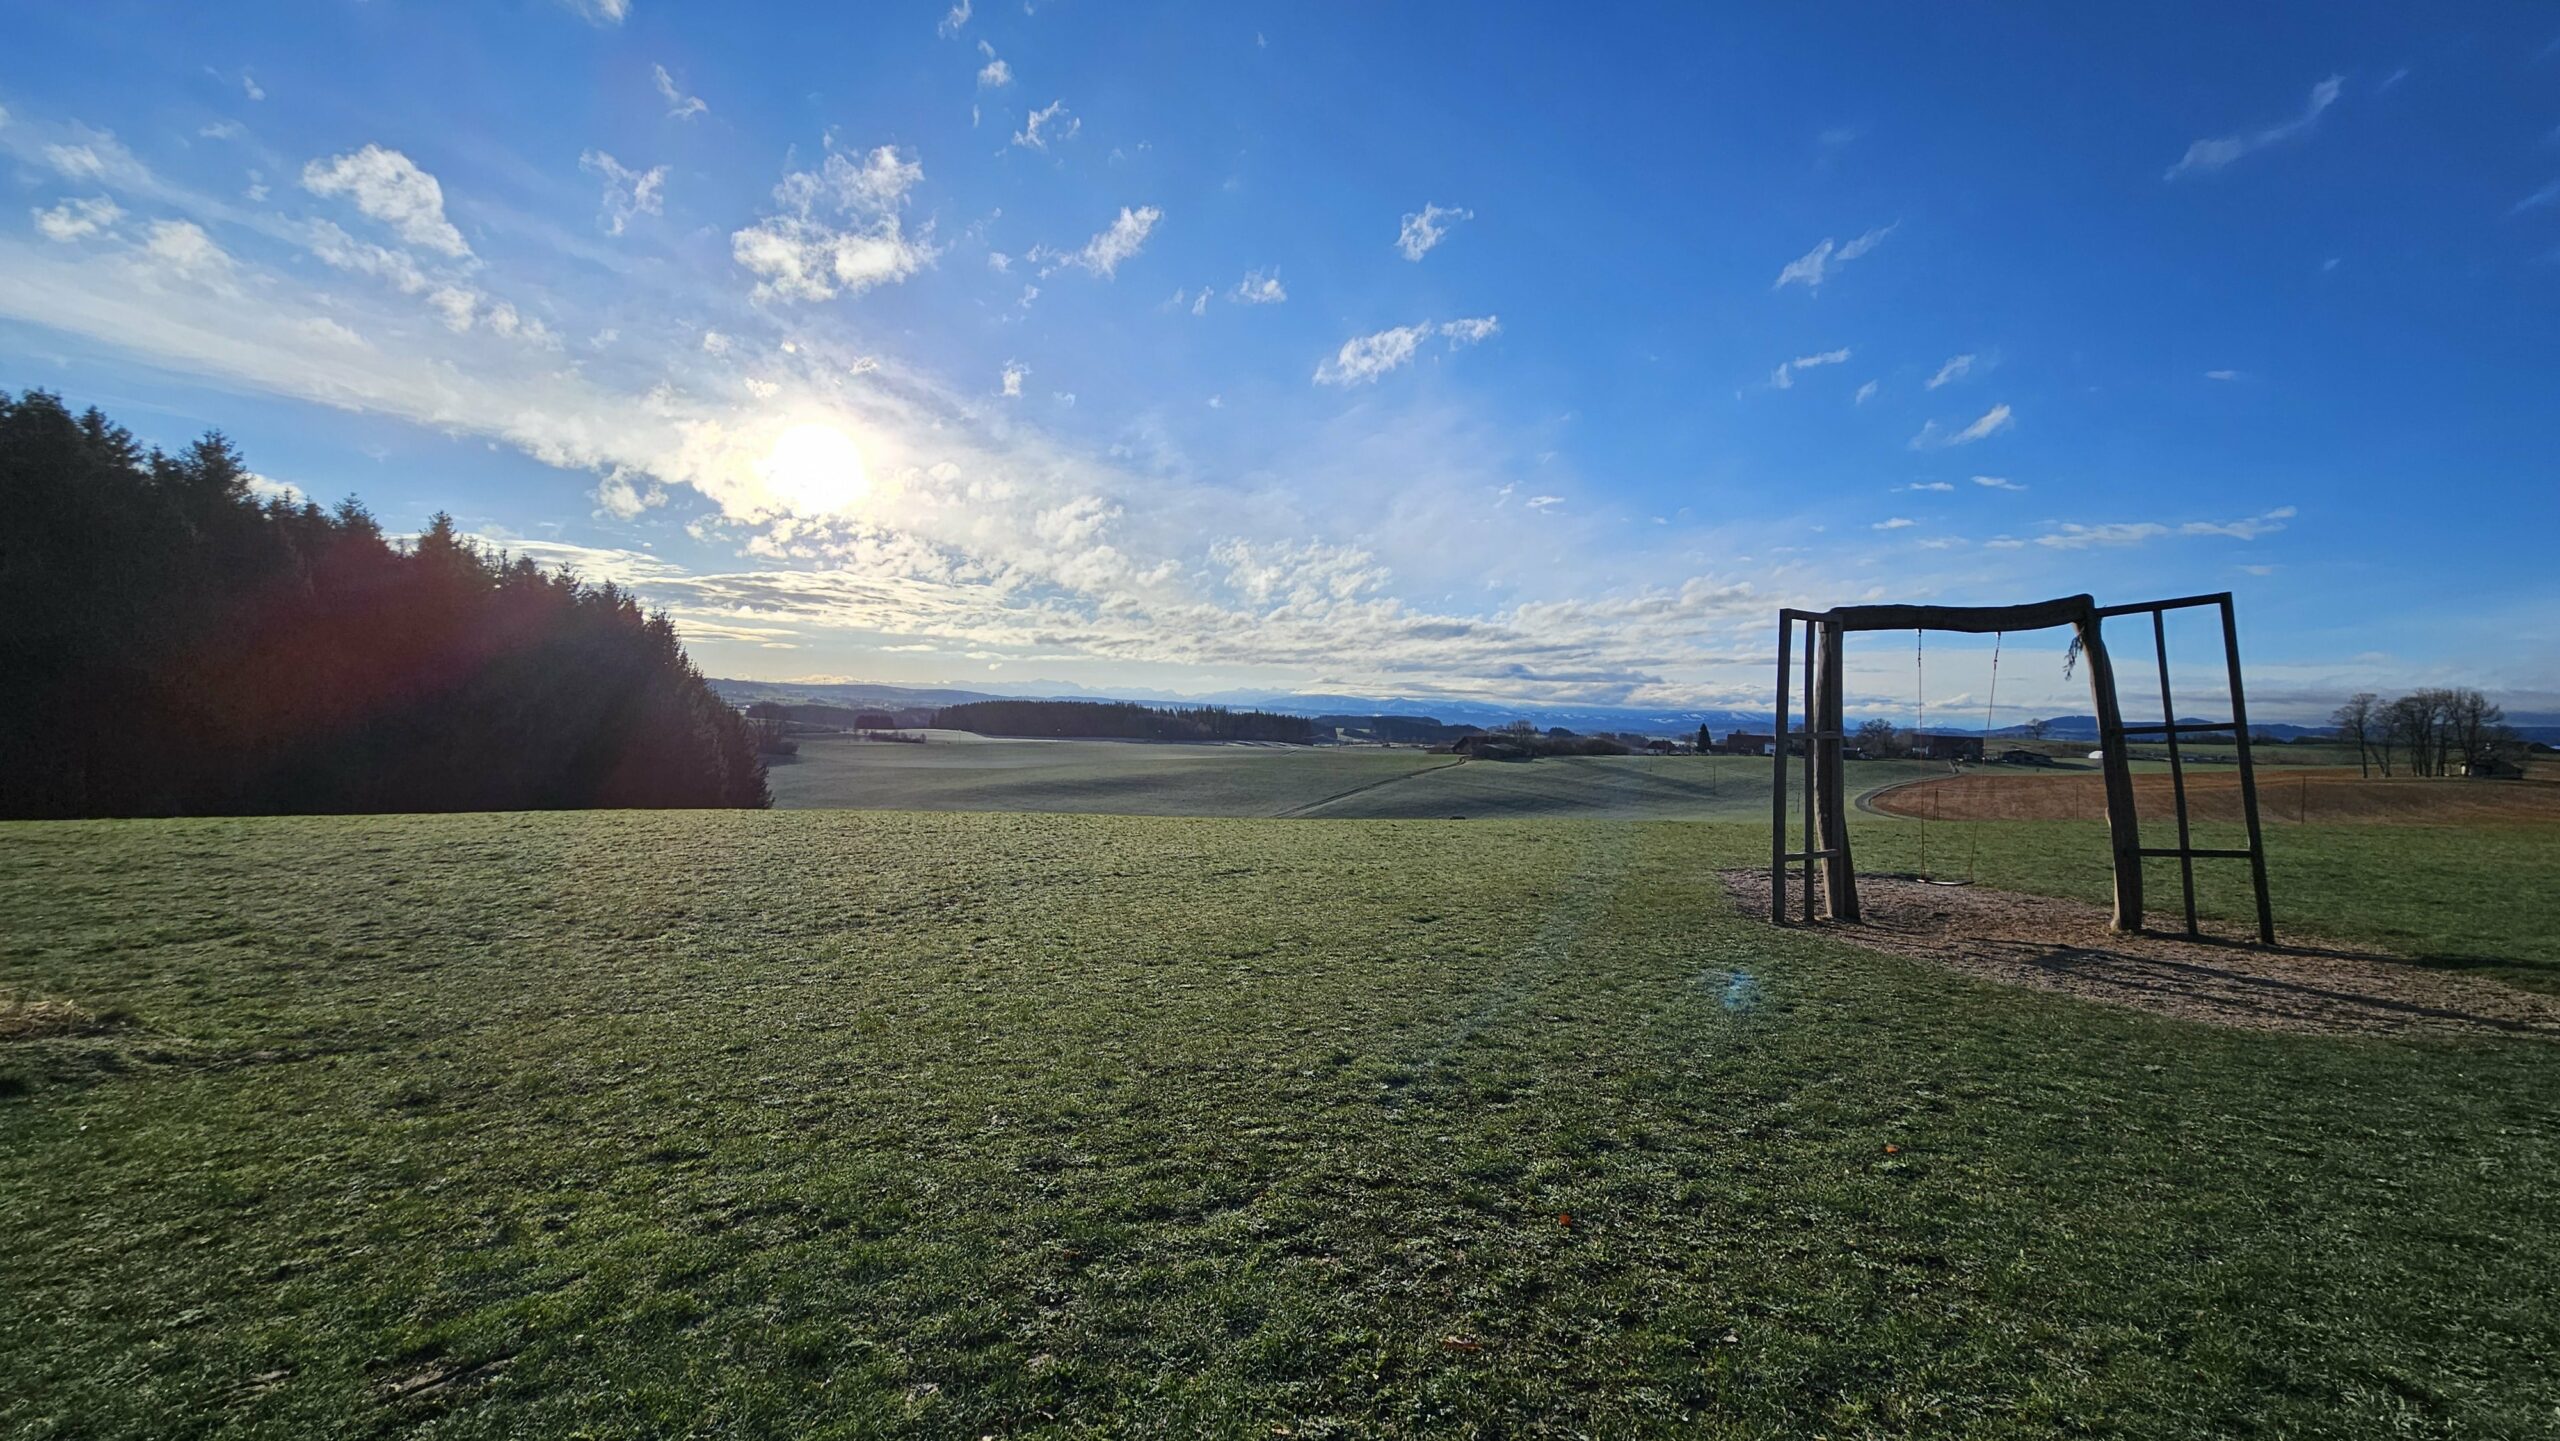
(1909, 733, 1985, 761)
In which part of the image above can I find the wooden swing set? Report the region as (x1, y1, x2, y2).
(1768, 592, 2275, 942)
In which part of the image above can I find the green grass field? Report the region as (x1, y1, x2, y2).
(5, 807, 2557, 1437)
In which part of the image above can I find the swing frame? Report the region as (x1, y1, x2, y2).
(1768, 592, 2274, 941)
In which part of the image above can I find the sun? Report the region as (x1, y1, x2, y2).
(758, 421, 870, 515)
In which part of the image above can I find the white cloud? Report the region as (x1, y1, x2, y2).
(1925, 353, 1974, 389)
(1013, 100, 1078, 151)
(1769, 346, 1851, 389)
(653, 63, 707, 121)
(595, 469, 668, 520)
(33, 196, 122, 242)
(245, 472, 305, 505)
(1971, 475, 2025, 491)
(1909, 402, 2012, 450)
(1895, 481, 1954, 492)
(938, 0, 971, 37)
(1036, 204, 1159, 279)
(1872, 517, 1915, 530)
(141, 219, 230, 280)
(979, 57, 1012, 87)
(302, 144, 470, 257)
(1854, 379, 1878, 405)
(1524, 495, 1563, 513)
(579, 150, 666, 236)
(1396, 203, 1472, 261)
(300, 316, 367, 348)
(1230, 266, 1286, 304)
(2036, 505, 2295, 550)
(1775, 222, 1894, 291)
(2510, 179, 2560, 214)
(240, 70, 265, 101)
(2165, 75, 2344, 180)
(2204, 368, 2242, 381)
(562, 0, 629, 24)
(986, 250, 1010, 272)
(1000, 360, 1026, 397)
(1313, 316, 1498, 385)
(731, 144, 933, 303)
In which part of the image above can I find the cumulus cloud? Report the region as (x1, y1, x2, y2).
(1396, 203, 1471, 261)
(579, 150, 666, 236)
(1313, 316, 1498, 385)
(1909, 402, 2013, 450)
(2166, 75, 2343, 179)
(1925, 353, 1974, 389)
(141, 219, 230, 281)
(302, 144, 470, 257)
(1035, 205, 1159, 278)
(1769, 346, 1851, 389)
(1000, 360, 1026, 397)
(653, 64, 706, 120)
(33, 196, 122, 242)
(1013, 100, 1077, 151)
(978, 57, 1012, 88)
(730, 144, 932, 303)
(1230, 266, 1286, 304)
(1775, 222, 1894, 291)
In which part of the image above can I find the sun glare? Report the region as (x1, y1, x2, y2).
(758, 421, 870, 515)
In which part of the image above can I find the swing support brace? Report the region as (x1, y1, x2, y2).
(1768, 592, 2274, 941)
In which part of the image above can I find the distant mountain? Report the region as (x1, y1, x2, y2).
(711, 678, 2559, 746)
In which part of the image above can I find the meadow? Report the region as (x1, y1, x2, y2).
(5, 797, 2557, 1436)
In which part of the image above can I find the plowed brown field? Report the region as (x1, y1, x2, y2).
(1867, 767, 2560, 825)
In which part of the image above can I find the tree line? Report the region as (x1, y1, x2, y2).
(0, 390, 768, 817)
(2329, 688, 2518, 778)
(931, 699, 1315, 743)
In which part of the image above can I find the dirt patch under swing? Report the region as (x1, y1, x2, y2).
(1719, 868, 2560, 1038)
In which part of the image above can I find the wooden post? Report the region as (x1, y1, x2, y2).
(2220, 596, 2276, 944)
(2151, 609, 2200, 936)
(2075, 611, 2145, 932)
(1815, 619, 1857, 919)
(1770, 612, 1791, 923)
(1800, 618, 1815, 923)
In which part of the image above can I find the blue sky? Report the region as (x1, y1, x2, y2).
(4, 3, 2556, 722)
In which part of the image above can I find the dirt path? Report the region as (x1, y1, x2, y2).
(1272, 757, 1470, 818)
(1720, 868, 2560, 1038)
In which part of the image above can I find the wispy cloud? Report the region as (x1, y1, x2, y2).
(1396, 203, 1471, 261)
(578, 151, 666, 236)
(2036, 505, 2295, 549)
(1313, 316, 1498, 385)
(1013, 99, 1077, 151)
(977, 54, 1012, 89)
(1971, 474, 2025, 491)
(1872, 517, 1915, 530)
(2513, 178, 2560, 214)
(1925, 353, 1974, 389)
(1000, 360, 1026, 397)
(1035, 204, 1160, 278)
(1895, 481, 1954, 493)
(2165, 75, 2343, 179)
(1909, 402, 2012, 450)
(937, 0, 971, 37)
(561, 0, 628, 26)
(1769, 346, 1851, 390)
(1774, 222, 1895, 291)
(33, 195, 123, 242)
(1854, 379, 1878, 405)
(652, 63, 706, 120)
(2203, 368, 2242, 381)
(1229, 266, 1286, 304)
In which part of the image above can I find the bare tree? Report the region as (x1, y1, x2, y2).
(2024, 716, 2052, 741)
(2331, 692, 2379, 778)
(2445, 687, 2505, 774)
(1854, 718, 1900, 758)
